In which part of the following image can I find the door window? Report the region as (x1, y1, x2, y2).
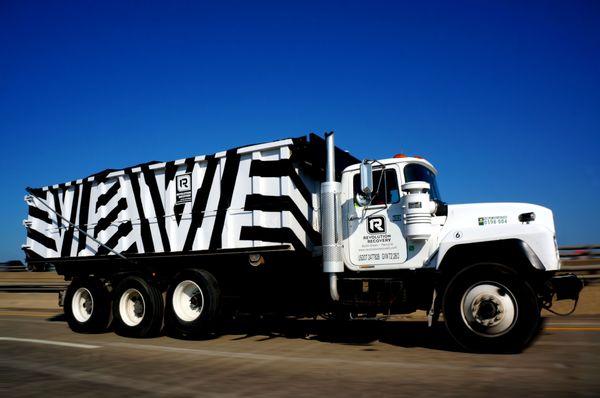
(353, 169, 400, 207)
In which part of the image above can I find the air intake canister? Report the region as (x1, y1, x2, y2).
(401, 181, 436, 240)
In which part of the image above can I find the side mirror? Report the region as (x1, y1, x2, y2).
(360, 161, 373, 195)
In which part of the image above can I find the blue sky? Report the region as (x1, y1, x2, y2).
(1, 1, 598, 261)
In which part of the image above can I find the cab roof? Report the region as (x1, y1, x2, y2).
(342, 157, 438, 175)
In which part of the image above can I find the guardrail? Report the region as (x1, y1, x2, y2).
(559, 244, 600, 258)
(0, 261, 27, 272)
(0, 284, 67, 292)
(559, 244, 600, 261)
(559, 245, 600, 282)
(0, 261, 54, 272)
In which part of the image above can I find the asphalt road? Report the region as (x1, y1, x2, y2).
(1, 311, 599, 398)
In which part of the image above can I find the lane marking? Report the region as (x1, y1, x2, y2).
(0, 311, 61, 318)
(545, 327, 600, 332)
(537, 341, 600, 347)
(0, 317, 63, 324)
(0, 337, 99, 349)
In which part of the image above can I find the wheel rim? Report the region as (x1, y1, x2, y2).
(460, 282, 517, 337)
(119, 288, 145, 327)
(172, 280, 204, 322)
(72, 287, 93, 323)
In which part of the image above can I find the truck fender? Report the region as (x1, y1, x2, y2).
(431, 238, 546, 276)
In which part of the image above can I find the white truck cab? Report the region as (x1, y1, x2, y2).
(340, 156, 560, 273)
(320, 132, 581, 352)
(342, 156, 443, 271)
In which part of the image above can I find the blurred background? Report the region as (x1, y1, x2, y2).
(1, 0, 599, 262)
(1, 2, 599, 396)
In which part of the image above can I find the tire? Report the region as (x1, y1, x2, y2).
(64, 278, 112, 333)
(112, 276, 164, 338)
(165, 269, 221, 338)
(442, 264, 541, 353)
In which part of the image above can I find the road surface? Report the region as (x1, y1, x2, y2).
(1, 309, 599, 397)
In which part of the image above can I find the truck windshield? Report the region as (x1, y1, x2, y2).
(404, 164, 442, 202)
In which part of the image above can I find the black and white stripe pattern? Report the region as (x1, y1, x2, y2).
(24, 136, 337, 260)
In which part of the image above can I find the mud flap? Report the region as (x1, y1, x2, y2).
(58, 289, 66, 307)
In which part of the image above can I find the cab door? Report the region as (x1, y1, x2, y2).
(343, 166, 407, 270)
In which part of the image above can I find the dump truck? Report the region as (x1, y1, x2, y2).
(23, 132, 581, 351)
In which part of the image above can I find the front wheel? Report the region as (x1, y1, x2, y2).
(442, 265, 541, 353)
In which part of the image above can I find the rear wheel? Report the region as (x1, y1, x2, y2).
(443, 265, 541, 353)
(64, 278, 112, 333)
(165, 269, 220, 338)
(112, 276, 164, 337)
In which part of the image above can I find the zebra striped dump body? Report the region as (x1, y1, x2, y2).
(23, 134, 359, 266)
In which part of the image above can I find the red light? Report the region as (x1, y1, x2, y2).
(394, 154, 407, 158)
(414, 155, 423, 159)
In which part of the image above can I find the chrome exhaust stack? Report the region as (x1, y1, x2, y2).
(321, 132, 344, 301)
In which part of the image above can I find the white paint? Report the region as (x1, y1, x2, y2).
(0, 337, 99, 349)
(118, 288, 145, 327)
(340, 157, 560, 272)
(71, 287, 93, 323)
(172, 280, 203, 322)
(460, 282, 517, 336)
(435, 202, 560, 271)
